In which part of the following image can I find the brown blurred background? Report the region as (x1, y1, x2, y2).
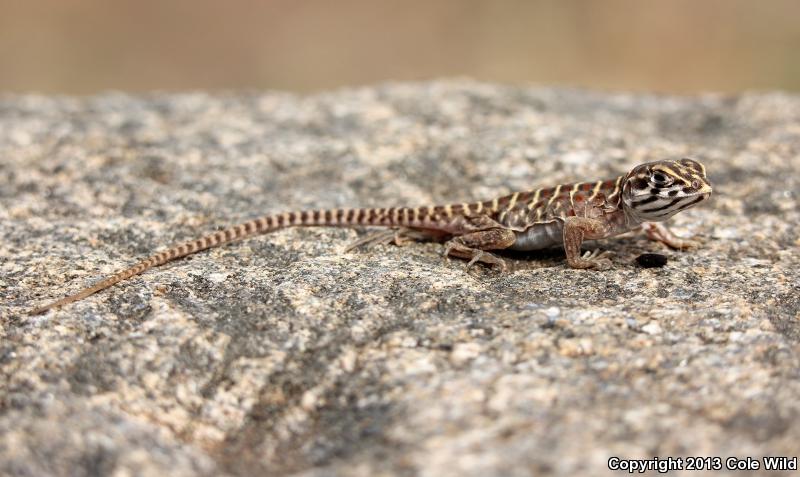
(1, 0, 799, 95)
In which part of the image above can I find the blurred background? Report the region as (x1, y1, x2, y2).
(1, 0, 799, 95)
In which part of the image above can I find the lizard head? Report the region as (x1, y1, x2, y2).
(621, 158, 712, 222)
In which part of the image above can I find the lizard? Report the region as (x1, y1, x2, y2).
(29, 157, 712, 315)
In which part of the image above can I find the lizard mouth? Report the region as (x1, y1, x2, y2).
(678, 188, 711, 201)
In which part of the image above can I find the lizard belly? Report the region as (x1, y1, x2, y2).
(509, 221, 564, 251)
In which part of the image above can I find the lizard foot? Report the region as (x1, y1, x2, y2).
(567, 249, 613, 270)
(344, 228, 433, 253)
(466, 250, 508, 271)
(666, 236, 705, 250)
(442, 228, 516, 272)
(642, 222, 706, 251)
(443, 243, 509, 272)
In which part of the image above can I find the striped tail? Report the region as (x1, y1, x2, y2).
(28, 206, 445, 315)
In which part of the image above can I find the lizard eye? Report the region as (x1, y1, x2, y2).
(650, 171, 673, 187)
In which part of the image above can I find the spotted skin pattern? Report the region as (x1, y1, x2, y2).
(30, 158, 712, 314)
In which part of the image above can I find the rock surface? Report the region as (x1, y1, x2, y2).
(1, 81, 799, 476)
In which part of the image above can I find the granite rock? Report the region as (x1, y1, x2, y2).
(1, 81, 799, 476)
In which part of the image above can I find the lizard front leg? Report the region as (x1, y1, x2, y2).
(642, 222, 703, 250)
(562, 216, 613, 270)
(443, 228, 517, 271)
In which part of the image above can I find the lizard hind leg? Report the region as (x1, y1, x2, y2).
(344, 227, 443, 253)
(443, 228, 517, 271)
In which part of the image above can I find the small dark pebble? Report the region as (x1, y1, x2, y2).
(636, 253, 668, 268)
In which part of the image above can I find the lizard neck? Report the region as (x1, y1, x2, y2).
(622, 202, 646, 229)
(597, 206, 638, 237)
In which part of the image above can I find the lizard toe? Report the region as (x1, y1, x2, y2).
(591, 257, 613, 271)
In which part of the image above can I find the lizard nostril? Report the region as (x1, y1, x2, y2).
(691, 180, 700, 189)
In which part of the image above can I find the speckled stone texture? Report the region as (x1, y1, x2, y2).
(1, 82, 799, 476)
